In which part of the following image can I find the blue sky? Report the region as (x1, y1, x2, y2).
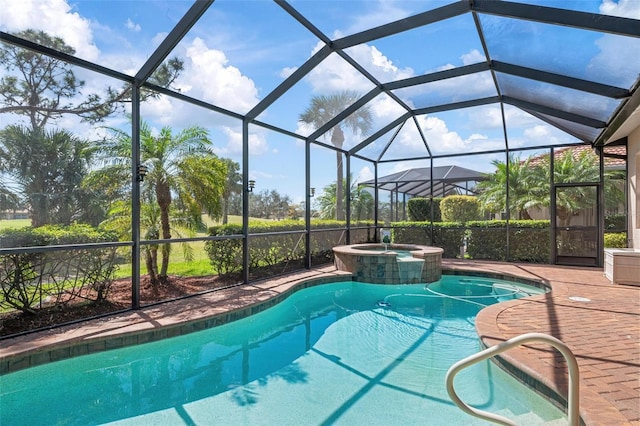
(1, 0, 639, 205)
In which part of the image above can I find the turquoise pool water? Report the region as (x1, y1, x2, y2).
(0, 276, 565, 425)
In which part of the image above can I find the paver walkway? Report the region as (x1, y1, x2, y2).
(1, 260, 638, 425)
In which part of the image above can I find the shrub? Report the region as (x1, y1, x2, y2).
(605, 214, 626, 231)
(391, 221, 465, 258)
(205, 224, 243, 276)
(205, 221, 376, 278)
(440, 195, 481, 224)
(407, 197, 442, 222)
(0, 225, 119, 314)
(466, 220, 550, 263)
(604, 232, 627, 248)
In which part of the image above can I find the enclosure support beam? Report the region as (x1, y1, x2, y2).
(131, 86, 141, 310)
(242, 119, 250, 284)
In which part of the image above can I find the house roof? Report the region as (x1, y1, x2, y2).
(526, 145, 627, 168)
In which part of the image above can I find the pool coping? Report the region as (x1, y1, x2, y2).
(1, 261, 637, 425)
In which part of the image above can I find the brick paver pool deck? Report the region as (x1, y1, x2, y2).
(1, 260, 638, 425)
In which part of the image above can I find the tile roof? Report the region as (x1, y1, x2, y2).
(525, 145, 626, 168)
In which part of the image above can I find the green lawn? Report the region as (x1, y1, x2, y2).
(0, 219, 30, 230)
(115, 239, 215, 278)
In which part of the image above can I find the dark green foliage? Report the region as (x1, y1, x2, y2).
(407, 197, 442, 222)
(391, 221, 465, 258)
(440, 195, 481, 224)
(205, 221, 376, 278)
(466, 220, 550, 263)
(604, 232, 627, 248)
(0, 125, 98, 227)
(605, 214, 626, 231)
(205, 225, 243, 276)
(0, 225, 119, 314)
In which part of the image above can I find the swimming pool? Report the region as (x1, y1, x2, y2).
(0, 276, 565, 425)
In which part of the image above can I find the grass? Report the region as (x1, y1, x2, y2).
(0, 219, 30, 230)
(115, 240, 216, 278)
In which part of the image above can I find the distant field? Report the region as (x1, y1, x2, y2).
(0, 219, 30, 230)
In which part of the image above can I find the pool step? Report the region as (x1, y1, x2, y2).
(494, 408, 566, 425)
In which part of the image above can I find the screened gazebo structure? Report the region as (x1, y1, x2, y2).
(0, 1, 639, 318)
(361, 165, 487, 220)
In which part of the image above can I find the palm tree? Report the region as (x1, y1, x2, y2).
(552, 149, 606, 226)
(477, 154, 546, 220)
(103, 121, 227, 284)
(299, 91, 372, 220)
(315, 178, 374, 221)
(350, 183, 374, 221)
(220, 158, 242, 224)
(0, 125, 95, 227)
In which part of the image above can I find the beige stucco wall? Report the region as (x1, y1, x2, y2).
(629, 126, 640, 248)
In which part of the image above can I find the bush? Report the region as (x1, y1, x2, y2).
(604, 232, 627, 248)
(205, 221, 376, 278)
(205, 224, 243, 276)
(605, 214, 626, 231)
(391, 221, 465, 258)
(466, 220, 550, 263)
(0, 225, 119, 314)
(440, 195, 481, 224)
(407, 197, 442, 222)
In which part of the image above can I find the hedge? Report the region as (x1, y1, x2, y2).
(205, 220, 376, 278)
(604, 232, 627, 248)
(407, 197, 442, 222)
(0, 224, 119, 314)
(390, 221, 465, 258)
(440, 195, 481, 224)
(466, 220, 550, 263)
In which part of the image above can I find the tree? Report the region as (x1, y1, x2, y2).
(350, 184, 374, 221)
(478, 149, 624, 227)
(315, 178, 374, 221)
(220, 158, 241, 224)
(0, 125, 95, 227)
(0, 182, 20, 214)
(247, 189, 292, 220)
(477, 155, 546, 220)
(0, 29, 183, 131)
(299, 91, 372, 220)
(552, 149, 610, 226)
(103, 122, 226, 284)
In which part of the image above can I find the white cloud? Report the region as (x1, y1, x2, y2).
(370, 94, 407, 120)
(126, 18, 141, 33)
(306, 47, 374, 94)
(181, 37, 260, 114)
(524, 125, 549, 139)
(466, 133, 488, 142)
(0, 0, 100, 61)
(280, 67, 297, 79)
(355, 166, 374, 183)
(218, 126, 269, 156)
(600, 0, 640, 18)
(461, 49, 486, 65)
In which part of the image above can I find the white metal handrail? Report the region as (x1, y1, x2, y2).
(445, 332, 580, 426)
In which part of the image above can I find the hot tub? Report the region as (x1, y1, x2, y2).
(333, 243, 443, 284)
